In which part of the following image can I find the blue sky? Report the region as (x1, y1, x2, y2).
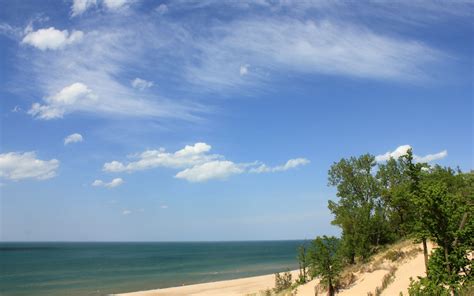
(0, 0, 472, 241)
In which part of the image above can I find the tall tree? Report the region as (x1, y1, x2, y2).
(328, 154, 385, 262)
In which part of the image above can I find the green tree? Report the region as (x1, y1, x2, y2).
(328, 154, 387, 262)
(377, 156, 415, 237)
(308, 236, 342, 296)
(411, 167, 473, 293)
(297, 244, 309, 283)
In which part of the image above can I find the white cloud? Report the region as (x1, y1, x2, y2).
(103, 0, 130, 10)
(64, 133, 84, 145)
(375, 145, 412, 162)
(131, 78, 153, 90)
(122, 209, 131, 215)
(20, 26, 202, 121)
(0, 152, 59, 181)
(187, 18, 441, 90)
(375, 145, 448, 163)
(103, 142, 216, 173)
(71, 0, 97, 16)
(70, 0, 133, 15)
(415, 150, 448, 163)
(22, 27, 83, 50)
(156, 4, 168, 14)
(160, 205, 168, 209)
(250, 158, 310, 173)
(92, 177, 124, 188)
(239, 64, 249, 76)
(28, 83, 97, 120)
(175, 160, 244, 182)
(104, 142, 309, 182)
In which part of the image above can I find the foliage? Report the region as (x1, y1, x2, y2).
(323, 149, 472, 294)
(384, 249, 405, 262)
(273, 271, 292, 293)
(308, 236, 341, 296)
(328, 154, 388, 262)
(408, 276, 450, 296)
(297, 244, 309, 283)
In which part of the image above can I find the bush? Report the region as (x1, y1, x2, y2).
(274, 271, 292, 293)
(384, 249, 405, 262)
(407, 277, 450, 296)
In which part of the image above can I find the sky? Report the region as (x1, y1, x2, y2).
(0, 0, 472, 242)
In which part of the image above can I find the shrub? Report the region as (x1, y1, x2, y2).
(274, 271, 292, 293)
(384, 249, 405, 262)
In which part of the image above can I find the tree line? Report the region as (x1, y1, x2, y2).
(297, 149, 472, 295)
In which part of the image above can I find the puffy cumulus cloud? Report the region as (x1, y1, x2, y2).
(103, 142, 216, 173)
(122, 209, 131, 215)
(131, 78, 153, 90)
(375, 145, 448, 163)
(0, 152, 59, 181)
(375, 145, 412, 162)
(92, 177, 124, 188)
(20, 25, 202, 121)
(28, 82, 98, 120)
(64, 133, 84, 145)
(22, 27, 83, 50)
(250, 158, 310, 173)
(71, 0, 97, 16)
(103, 142, 309, 182)
(175, 160, 244, 182)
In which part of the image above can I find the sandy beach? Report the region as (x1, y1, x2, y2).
(118, 242, 432, 296)
(116, 270, 300, 296)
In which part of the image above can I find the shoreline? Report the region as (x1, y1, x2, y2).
(115, 270, 300, 296)
(116, 242, 431, 296)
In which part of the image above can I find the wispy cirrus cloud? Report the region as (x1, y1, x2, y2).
(186, 18, 442, 91)
(71, 0, 134, 16)
(18, 21, 204, 121)
(103, 142, 309, 182)
(375, 145, 447, 163)
(7, 2, 452, 123)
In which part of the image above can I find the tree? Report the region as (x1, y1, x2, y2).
(377, 156, 415, 237)
(401, 149, 431, 275)
(308, 236, 342, 296)
(328, 154, 387, 262)
(410, 167, 473, 293)
(297, 244, 309, 283)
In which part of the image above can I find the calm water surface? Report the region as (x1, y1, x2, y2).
(0, 241, 304, 295)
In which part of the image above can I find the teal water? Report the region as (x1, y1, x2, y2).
(0, 241, 304, 296)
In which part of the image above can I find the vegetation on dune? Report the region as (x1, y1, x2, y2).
(293, 148, 472, 295)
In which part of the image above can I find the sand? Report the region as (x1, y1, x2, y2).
(118, 242, 433, 296)
(116, 270, 300, 296)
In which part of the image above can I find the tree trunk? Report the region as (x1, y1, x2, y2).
(422, 238, 429, 276)
(328, 278, 335, 296)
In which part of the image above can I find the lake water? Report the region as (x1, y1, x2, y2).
(0, 240, 304, 295)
